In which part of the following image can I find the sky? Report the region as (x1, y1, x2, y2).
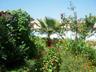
(0, 0, 96, 19)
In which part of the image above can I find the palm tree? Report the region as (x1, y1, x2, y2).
(38, 17, 60, 47)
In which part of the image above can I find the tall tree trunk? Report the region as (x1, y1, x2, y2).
(47, 32, 52, 47)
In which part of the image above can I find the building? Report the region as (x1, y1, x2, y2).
(29, 19, 41, 30)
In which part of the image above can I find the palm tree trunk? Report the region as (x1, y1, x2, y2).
(47, 32, 52, 47)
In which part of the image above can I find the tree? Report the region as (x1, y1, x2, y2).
(68, 1, 78, 40)
(85, 13, 96, 32)
(0, 9, 36, 69)
(38, 17, 60, 46)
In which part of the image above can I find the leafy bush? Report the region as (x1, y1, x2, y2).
(42, 48, 61, 72)
(8, 9, 37, 58)
(85, 13, 96, 31)
(30, 36, 47, 58)
(0, 11, 24, 69)
(55, 39, 96, 72)
(7, 60, 36, 72)
(68, 40, 96, 66)
(0, 9, 36, 70)
(33, 48, 61, 72)
(5, 36, 46, 72)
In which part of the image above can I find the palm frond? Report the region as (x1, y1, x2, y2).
(37, 19, 47, 29)
(45, 17, 56, 28)
(38, 17, 61, 34)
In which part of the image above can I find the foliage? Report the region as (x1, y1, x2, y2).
(33, 48, 61, 72)
(66, 39, 96, 66)
(77, 23, 88, 39)
(38, 17, 61, 46)
(54, 39, 96, 72)
(85, 13, 96, 31)
(7, 60, 36, 72)
(30, 36, 47, 58)
(4, 36, 46, 72)
(1, 8, 96, 72)
(41, 48, 61, 72)
(38, 17, 60, 33)
(60, 51, 95, 72)
(0, 9, 36, 70)
(87, 41, 96, 47)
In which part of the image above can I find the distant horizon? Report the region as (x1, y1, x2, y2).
(0, 0, 96, 19)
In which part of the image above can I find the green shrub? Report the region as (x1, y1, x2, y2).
(0, 11, 24, 69)
(55, 39, 96, 71)
(34, 48, 61, 72)
(30, 36, 47, 58)
(0, 9, 36, 70)
(60, 51, 96, 72)
(7, 60, 36, 72)
(84, 47, 96, 66)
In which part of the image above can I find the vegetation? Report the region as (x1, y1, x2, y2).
(0, 8, 96, 72)
(38, 17, 60, 46)
(0, 9, 38, 71)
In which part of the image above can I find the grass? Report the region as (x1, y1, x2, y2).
(4, 39, 96, 72)
(60, 50, 96, 72)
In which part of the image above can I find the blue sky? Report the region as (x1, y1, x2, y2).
(0, 0, 96, 19)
